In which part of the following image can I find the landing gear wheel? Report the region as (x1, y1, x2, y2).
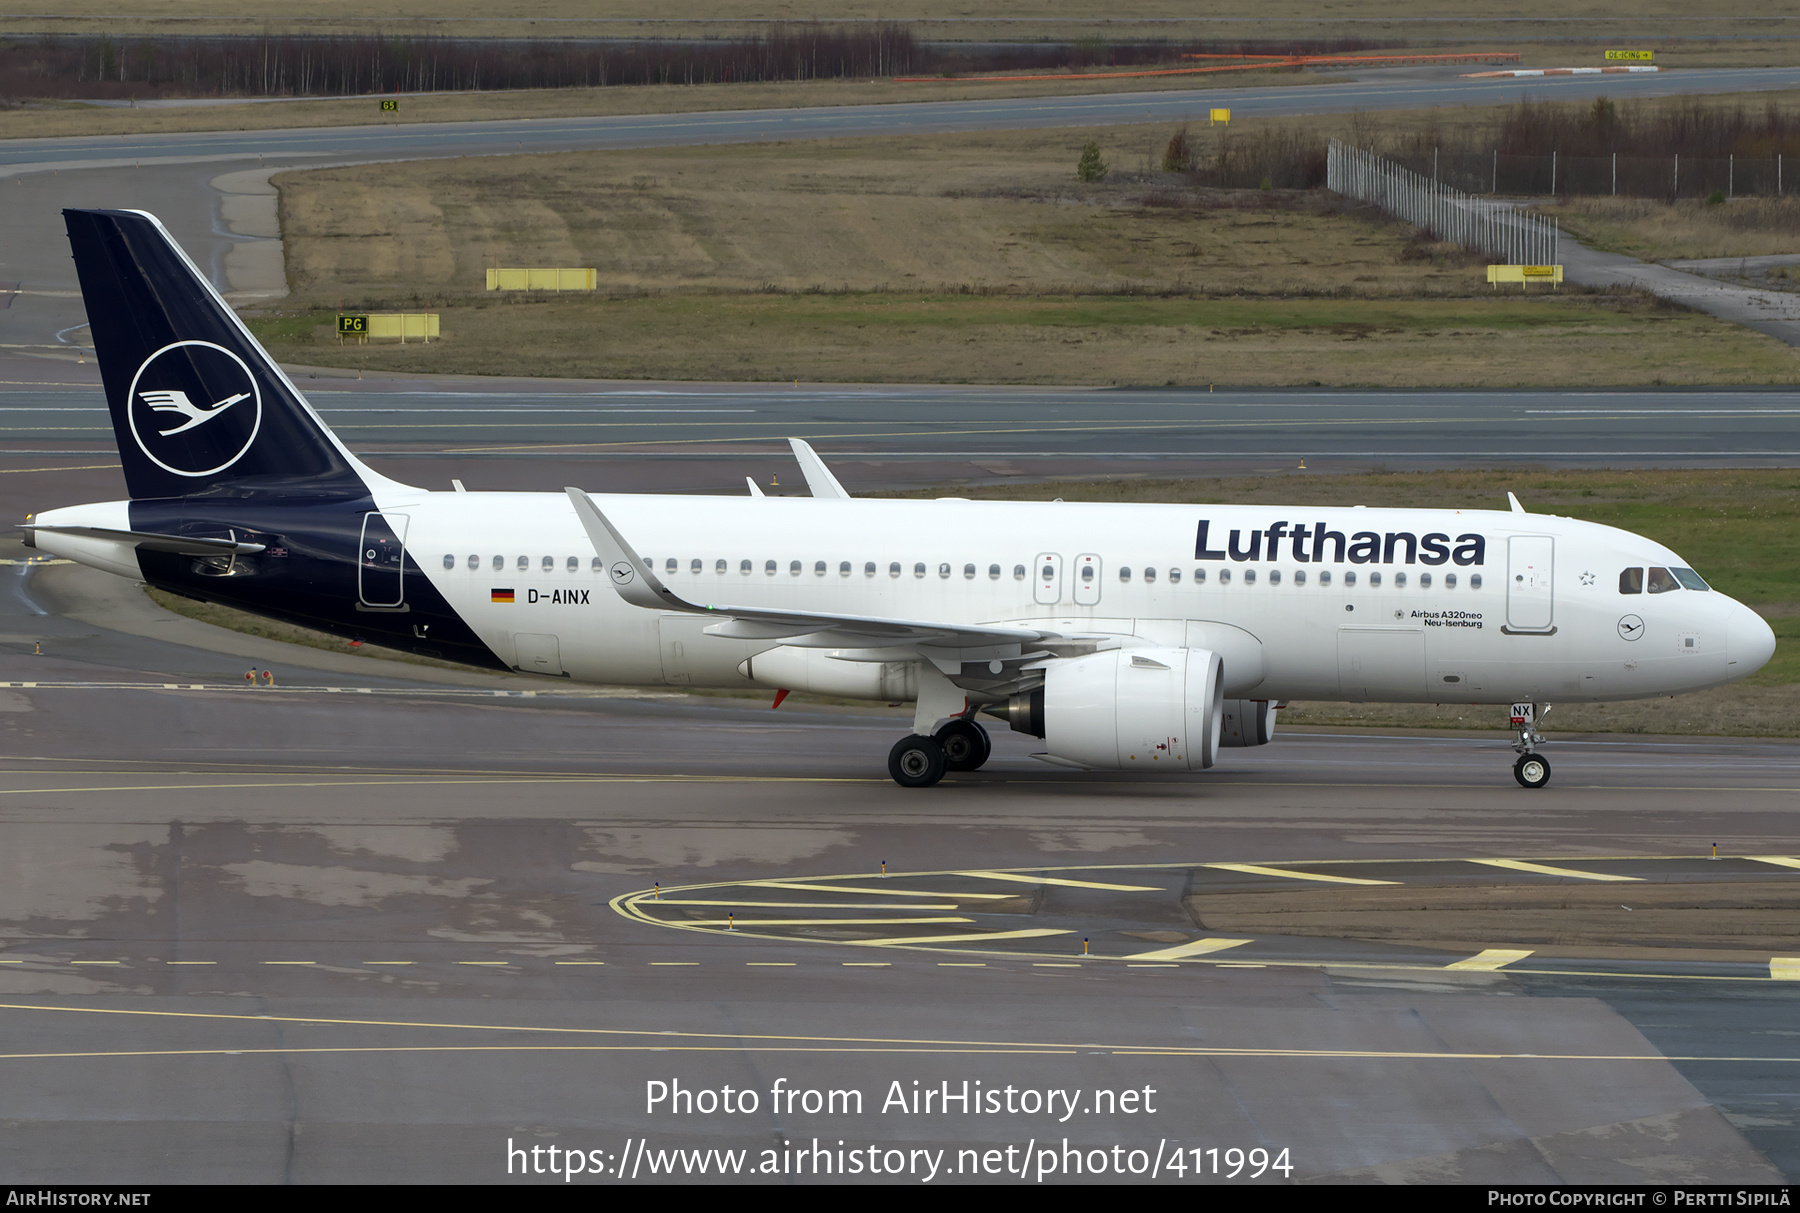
(888, 735, 947, 788)
(936, 719, 992, 771)
(1514, 753, 1552, 789)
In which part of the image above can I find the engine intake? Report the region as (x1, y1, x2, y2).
(1025, 647, 1223, 771)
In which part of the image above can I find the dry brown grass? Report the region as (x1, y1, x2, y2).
(1547, 195, 1800, 261)
(274, 127, 1492, 304)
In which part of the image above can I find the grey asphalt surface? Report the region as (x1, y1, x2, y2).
(7, 64, 1800, 351)
(7, 380, 1800, 520)
(4, 458, 1800, 1182)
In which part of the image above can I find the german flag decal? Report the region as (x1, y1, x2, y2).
(491, 588, 515, 603)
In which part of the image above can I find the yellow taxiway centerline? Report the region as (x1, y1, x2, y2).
(953, 871, 1161, 892)
(1470, 859, 1642, 882)
(1772, 958, 1800, 981)
(1445, 949, 1536, 971)
(1204, 862, 1398, 886)
(1746, 856, 1800, 872)
(1124, 938, 1253, 962)
(857, 928, 1073, 948)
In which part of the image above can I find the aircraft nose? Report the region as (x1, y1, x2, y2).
(1727, 601, 1777, 679)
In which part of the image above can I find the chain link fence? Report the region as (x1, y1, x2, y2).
(1327, 139, 1560, 265)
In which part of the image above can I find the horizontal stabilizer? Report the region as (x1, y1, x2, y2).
(24, 524, 265, 556)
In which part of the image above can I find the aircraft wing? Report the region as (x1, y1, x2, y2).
(565, 488, 1077, 660)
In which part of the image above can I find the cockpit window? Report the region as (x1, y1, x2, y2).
(1647, 567, 1680, 593)
(1671, 567, 1710, 591)
(1619, 568, 1643, 594)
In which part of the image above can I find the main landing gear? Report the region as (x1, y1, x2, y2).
(887, 719, 992, 788)
(1510, 701, 1552, 789)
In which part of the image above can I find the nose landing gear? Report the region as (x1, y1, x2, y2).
(1510, 702, 1552, 788)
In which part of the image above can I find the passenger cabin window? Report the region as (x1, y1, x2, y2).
(840, 561, 851, 577)
(890, 562, 902, 578)
(1294, 569, 1305, 586)
(1013, 564, 1026, 580)
(814, 561, 827, 576)
(689, 558, 701, 574)
(1393, 571, 1406, 588)
(989, 564, 1001, 580)
(914, 563, 927, 578)
(469, 555, 481, 570)
(717, 559, 727, 574)
(1319, 569, 1331, 587)
(1445, 573, 1456, 589)
(1620, 568, 1644, 594)
(517, 555, 529, 571)
(571, 557, 583, 573)
(665, 558, 677, 575)
(544, 556, 556, 572)
(1194, 568, 1206, 584)
(866, 562, 877, 577)
(1344, 571, 1356, 587)
(939, 563, 951, 579)
(1369, 571, 1382, 588)
(963, 563, 976, 579)
(1647, 567, 1680, 593)
(1244, 569, 1256, 585)
(1470, 574, 1483, 590)
(790, 561, 803, 576)
(443, 554, 455, 570)
(1268, 569, 1280, 586)
(741, 559, 752, 574)
(1419, 572, 1431, 588)
(493, 555, 505, 571)
(1144, 567, 1157, 584)
(765, 560, 777, 575)
(1169, 568, 1181, 584)
(1119, 567, 1132, 583)
(1219, 568, 1231, 585)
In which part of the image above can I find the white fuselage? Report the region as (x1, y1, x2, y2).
(337, 490, 1773, 705)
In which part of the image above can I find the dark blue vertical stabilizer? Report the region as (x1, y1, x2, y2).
(63, 208, 369, 500)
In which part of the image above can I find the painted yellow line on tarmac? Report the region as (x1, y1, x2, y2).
(652, 900, 962, 910)
(1205, 862, 1398, 886)
(262, 961, 315, 966)
(1128, 964, 1179, 969)
(1445, 949, 1535, 971)
(459, 961, 509, 966)
(842, 963, 890, 967)
(1471, 859, 1642, 882)
(553, 961, 606, 966)
(858, 928, 1073, 948)
(1124, 938, 1252, 962)
(741, 881, 1013, 900)
(364, 961, 413, 966)
(1747, 856, 1800, 872)
(938, 963, 985, 968)
(1032, 963, 1082, 968)
(166, 961, 216, 966)
(1218, 963, 1267, 968)
(954, 870, 1160, 892)
(692, 917, 972, 928)
(69, 960, 120, 965)
(650, 962, 698, 967)
(747, 963, 796, 967)
(1773, 959, 1800, 981)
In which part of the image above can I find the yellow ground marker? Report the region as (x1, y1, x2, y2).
(459, 961, 509, 966)
(842, 962, 890, 967)
(1445, 949, 1536, 971)
(694, 916, 971, 928)
(857, 928, 1072, 948)
(742, 881, 1012, 900)
(1124, 938, 1253, 962)
(1471, 859, 1641, 882)
(165, 961, 216, 966)
(954, 870, 1160, 892)
(364, 961, 414, 966)
(656, 900, 961, 910)
(553, 961, 606, 966)
(69, 960, 121, 965)
(650, 962, 698, 966)
(747, 962, 796, 966)
(1772, 959, 1800, 981)
(1205, 862, 1398, 886)
(1747, 856, 1800, 872)
(263, 961, 315, 965)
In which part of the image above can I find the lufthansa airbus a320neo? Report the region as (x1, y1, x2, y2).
(25, 210, 1777, 787)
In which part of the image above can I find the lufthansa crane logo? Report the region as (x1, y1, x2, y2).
(609, 561, 637, 586)
(126, 340, 262, 477)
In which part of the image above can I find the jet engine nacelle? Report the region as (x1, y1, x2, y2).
(739, 646, 918, 701)
(1220, 699, 1279, 747)
(1038, 647, 1223, 772)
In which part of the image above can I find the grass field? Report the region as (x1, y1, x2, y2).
(150, 467, 1797, 735)
(256, 127, 1800, 385)
(1546, 196, 1800, 261)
